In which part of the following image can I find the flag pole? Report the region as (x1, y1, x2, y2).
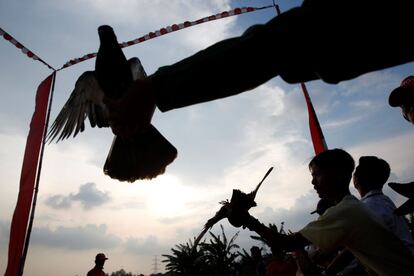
(18, 71, 56, 276)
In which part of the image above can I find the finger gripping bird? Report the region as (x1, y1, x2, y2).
(47, 25, 177, 182)
(194, 167, 274, 246)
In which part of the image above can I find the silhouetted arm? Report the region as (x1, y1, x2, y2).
(325, 250, 362, 276)
(151, 0, 414, 112)
(243, 215, 310, 252)
(106, 0, 414, 137)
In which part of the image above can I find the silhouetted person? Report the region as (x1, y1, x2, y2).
(389, 75, 414, 124)
(250, 246, 266, 276)
(388, 76, 414, 216)
(226, 149, 414, 275)
(354, 156, 414, 255)
(266, 255, 297, 276)
(87, 253, 108, 276)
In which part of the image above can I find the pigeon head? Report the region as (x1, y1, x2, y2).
(98, 25, 112, 32)
(97, 25, 117, 44)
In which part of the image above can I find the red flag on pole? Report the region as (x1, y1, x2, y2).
(5, 73, 55, 276)
(300, 83, 328, 154)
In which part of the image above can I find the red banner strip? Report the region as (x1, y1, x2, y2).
(0, 28, 55, 71)
(301, 83, 328, 154)
(4, 73, 55, 276)
(59, 5, 272, 70)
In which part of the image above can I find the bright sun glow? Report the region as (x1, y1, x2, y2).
(146, 175, 193, 218)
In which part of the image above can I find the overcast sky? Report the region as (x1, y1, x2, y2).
(1, 1, 414, 275)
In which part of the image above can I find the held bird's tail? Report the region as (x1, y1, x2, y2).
(104, 124, 177, 182)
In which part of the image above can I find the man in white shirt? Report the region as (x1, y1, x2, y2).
(353, 156, 414, 255)
(328, 156, 414, 275)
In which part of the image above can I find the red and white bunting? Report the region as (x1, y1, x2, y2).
(1, 5, 272, 71)
(59, 5, 272, 70)
(0, 27, 55, 70)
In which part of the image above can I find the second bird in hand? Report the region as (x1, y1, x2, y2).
(194, 167, 274, 246)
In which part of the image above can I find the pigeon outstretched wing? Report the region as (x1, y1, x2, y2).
(194, 201, 230, 246)
(47, 71, 109, 142)
(47, 58, 146, 143)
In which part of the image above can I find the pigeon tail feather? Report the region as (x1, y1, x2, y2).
(104, 124, 177, 182)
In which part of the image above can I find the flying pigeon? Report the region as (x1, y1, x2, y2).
(48, 25, 177, 182)
(194, 167, 274, 246)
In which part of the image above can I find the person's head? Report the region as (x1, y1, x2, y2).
(94, 253, 108, 269)
(250, 246, 262, 260)
(309, 149, 355, 202)
(353, 156, 390, 197)
(389, 75, 414, 124)
(311, 198, 335, 216)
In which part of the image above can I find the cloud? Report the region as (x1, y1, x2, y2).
(349, 132, 414, 181)
(113, 201, 146, 210)
(0, 220, 10, 247)
(68, 0, 231, 28)
(31, 224, 122, 250)
(322, 115, 362, 130)
(125, 235, 165, 255)
(45, 195, 72, 209)
(71, 182, 111, 209)
(340, 70, 400, 97)
(253, 191, 320, 232)
(45, 182, 111, 210)
(158, 216, 186, 225)
(33, 0, 236, 65)
(349, 100, 381, 109)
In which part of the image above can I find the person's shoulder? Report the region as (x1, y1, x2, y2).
(341, 194, 363, 206)
(330, 195, 360, 211)
(87, 267, 99, 276)
(380, 193, 397, 206)
(328, 195, 368, 218)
